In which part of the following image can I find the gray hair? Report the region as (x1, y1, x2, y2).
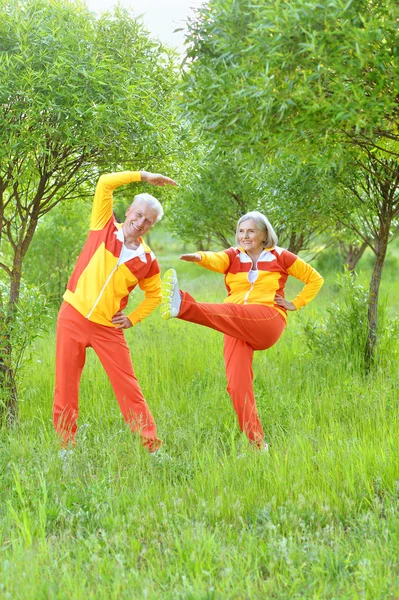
(131, 193, 164, 223)
(235, 211, 278, 247)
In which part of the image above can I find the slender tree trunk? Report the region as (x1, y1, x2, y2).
(0, 220, 38, 423)
(0, 333, 18, 425)
(288, 232, 305, 255)
(0, 255, 24, 423)
(10, 256, 23, 306)
(0, 290, 18, 424)
(198, 233, 214, 251)
(340, 240, 368, 272)
(365, 230, 389, 371)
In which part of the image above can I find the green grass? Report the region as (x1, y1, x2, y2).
(1, 242, 399, 599)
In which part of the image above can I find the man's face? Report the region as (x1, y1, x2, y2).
(123, 199, 158, 241)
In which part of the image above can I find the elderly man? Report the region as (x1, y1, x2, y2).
(53, 170, 176, 452)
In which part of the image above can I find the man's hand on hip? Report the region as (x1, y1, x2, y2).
(141, 171, 177, 187)
(112, 311, 133, 329)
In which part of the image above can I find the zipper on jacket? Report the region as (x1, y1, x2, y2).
(243, 283, 254, 305)
(86, 264, 118, 319)
(244, 256, 260, 305)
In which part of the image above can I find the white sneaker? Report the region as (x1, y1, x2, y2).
(237, 443, 269, 459)
(59, 448, 74, 466)
(160, 269, 181, 319)
(150, 449, 173, 463)
(77, 423, 90, 442)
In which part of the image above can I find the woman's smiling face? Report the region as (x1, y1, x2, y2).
(238, 219, 266, 255)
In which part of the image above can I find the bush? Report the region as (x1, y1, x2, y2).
(303, 270, 368, 368)
(0, 281, 52, 396)
(301, 270, 391, 371)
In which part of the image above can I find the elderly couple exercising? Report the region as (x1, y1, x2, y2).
(53, 169, 323, 454)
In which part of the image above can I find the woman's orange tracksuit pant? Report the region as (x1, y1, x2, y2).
(178, 292, 286, 447)
(53, 302, 161, 452)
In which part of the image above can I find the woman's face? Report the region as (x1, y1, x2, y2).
(238, 219, 266, 254)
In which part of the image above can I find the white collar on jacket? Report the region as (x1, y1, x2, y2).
(115, 226, 147, 264)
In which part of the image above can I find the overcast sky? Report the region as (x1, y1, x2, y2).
(86, 0, 206, 53)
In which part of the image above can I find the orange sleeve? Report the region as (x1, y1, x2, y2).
(90, 171, 142, 231)
(287, 257, 324, 309)
(127, 272, 162, 326)
(197, 251, 231, 273)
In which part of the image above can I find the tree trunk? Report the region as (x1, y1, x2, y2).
(365, 230, 389, 371)
(10, 259, 23, 306)
(0, 255, 24, 423)
(0, 335, 18, 425)
(288, 232, 305, 255)
(340, 240, 368, 272)
(0, 291, 18, 424)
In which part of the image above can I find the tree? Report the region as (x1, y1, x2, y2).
(182, 0, 399, 368)
(0, 0, 179, 420)
(22, 196, 91, 305)
(168, 149, 260, 248)
(258, 158, 333, 255)
(338, 238, 369, 272)
(168, 144, 333, 255)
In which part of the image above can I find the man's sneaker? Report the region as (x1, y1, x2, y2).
(237, 442, 269, 459)
(59, 448, 74, 466)
(76, 423, 90, 443)
(160, 269, 181, 319)
(150, 449, 173, 463)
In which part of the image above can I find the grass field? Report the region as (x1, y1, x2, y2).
(1, 242, 399, 599)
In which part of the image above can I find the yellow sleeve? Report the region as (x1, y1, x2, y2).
(127, 273, 162, 326)
(287, 257, 324, 309)
(90, 171, 142, 231)
(197, 251, 231, 273)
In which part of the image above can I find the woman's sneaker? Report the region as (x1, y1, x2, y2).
(160, 269, 181, 319)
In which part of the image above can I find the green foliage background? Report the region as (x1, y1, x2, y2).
(0, 0, 399, 596)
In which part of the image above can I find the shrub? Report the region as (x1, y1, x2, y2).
(0, 282, 51, 408)
(302, 270, 379, 371)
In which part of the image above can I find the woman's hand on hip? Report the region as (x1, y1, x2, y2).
(274, 294, 297, 311)
(180, 253, 202, 262)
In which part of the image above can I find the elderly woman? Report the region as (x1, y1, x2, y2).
(161, 211, 323, 451)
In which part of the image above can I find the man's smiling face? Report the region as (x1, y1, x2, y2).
(122, 199, 158, 243)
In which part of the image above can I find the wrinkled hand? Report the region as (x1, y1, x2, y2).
(141, 171, 177, 187)
(112, 311, 133, 329)
(274, 294, 297, 311)
(180, 253, 202, 262)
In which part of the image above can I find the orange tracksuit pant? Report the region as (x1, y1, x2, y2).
(178, 292, 286, 446)
(53, 302, 161, 452)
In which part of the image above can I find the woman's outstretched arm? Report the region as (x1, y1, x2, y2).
(180, 250, 231, 273)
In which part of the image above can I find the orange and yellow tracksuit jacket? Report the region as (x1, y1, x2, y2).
(63, 171, 161, 327)
(197, 246, 323, 320)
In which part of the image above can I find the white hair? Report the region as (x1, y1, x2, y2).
(235, 211, 278, 247)
(131, 193, 164, 223)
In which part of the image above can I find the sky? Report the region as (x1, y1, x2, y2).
(86, 0, 206, 54)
